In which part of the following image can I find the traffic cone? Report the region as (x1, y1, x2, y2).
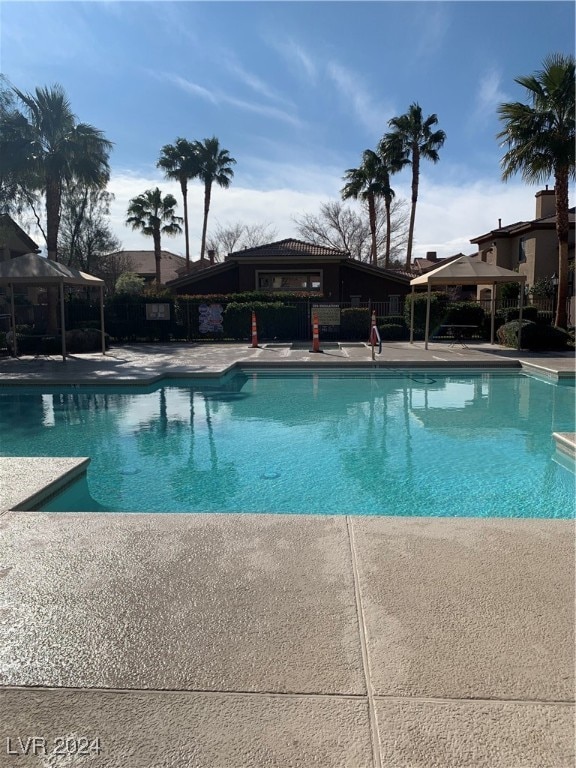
(251, 311, 258, 348)
(310, 312, 322, 353)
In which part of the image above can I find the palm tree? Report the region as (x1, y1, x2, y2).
(0, 84, 112, 264)
(157, 138, 199, 273)
(497, 53, 575, 328)
(126, 188, 183, 286)
(193, 137, 236, 260)
(381, 103, 446, 269)
(342, 149, 396, 268)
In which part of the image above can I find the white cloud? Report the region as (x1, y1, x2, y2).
(268, 38, 318, 82)
(157, 72, 302, 127)
(470, 69, 510, 128)
(326, 61, 394, 138)
(107, 167, 539, 263)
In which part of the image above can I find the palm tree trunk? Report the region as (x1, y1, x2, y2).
(385, 197, 392, 269)
(153, 228, 162, 286)
(181, 179, 190, 273)
(405, 148, 420, 270)
(46, 176, 62, 332)
(554, 167, 570, 328)
(368, 192, 377, 266)
(200, 181, 211, 261)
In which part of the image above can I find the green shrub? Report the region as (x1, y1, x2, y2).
(341, 308, 371, 340)
(536, 310, 554, 326)
(497, 305, 538, 323)
(404, 292, 449, 335)
(497, 320, 569, 350)
(378, 323, 409, 340)
(223, 302, 298, 340)
(444, 302, 485, 327)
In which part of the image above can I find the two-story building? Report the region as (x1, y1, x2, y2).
(470, 188, 575, 319)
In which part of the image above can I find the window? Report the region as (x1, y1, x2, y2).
(518, 238, 526, 263)
(257, 272, 322, 292)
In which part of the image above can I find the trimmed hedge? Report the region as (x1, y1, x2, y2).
(13, 328, 109, 355)
(341, 308, 371, 340)
(404, 292, 449, 335)
(223, 302, 299, 340)
(379, 314, 406, 327)
(378, 323, 409, 340)
(444, 302, 485, 327)
(496, 320, 570, 350)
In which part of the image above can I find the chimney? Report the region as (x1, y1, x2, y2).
(535, 188, 556, 219)
(498, 218, 502, 228)
(207, 249, 215, 265)
(426, 251, 437, 262)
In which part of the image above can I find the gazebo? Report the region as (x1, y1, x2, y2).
(409, 255, 527, 349)
(0, 252, 106, 360)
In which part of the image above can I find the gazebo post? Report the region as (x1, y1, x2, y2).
(59, 279, 67, 360)
(100, 284, 106, 355)
(9, 282, 17, 357)
(409, 286, 415, 344)
(517, 279, 524, 350)
(424, 282, 431, 350)
(490, 282, 496, 344)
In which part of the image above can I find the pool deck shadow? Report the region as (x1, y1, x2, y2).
(0, 343, 574, 767)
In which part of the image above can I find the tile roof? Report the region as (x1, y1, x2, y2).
(0, 214, 40, 252)
(228, 238, 350, 259)
(471, 207, 575, 243)
(107, 250, 195, 284)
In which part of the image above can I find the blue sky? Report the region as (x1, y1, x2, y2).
(1, 1, 575, 260)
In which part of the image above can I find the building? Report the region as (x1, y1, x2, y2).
(168, 238, 411, 310)
(107, 250, 202, 286)
(470, 189, 575, 314)
(0, 214, 40, 263)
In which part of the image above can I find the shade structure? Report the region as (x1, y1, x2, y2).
(409, 255, 527, 349)
(0, 253, 106, 360)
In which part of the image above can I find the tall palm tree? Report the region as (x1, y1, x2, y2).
(193, 137, 236, 260)
(0, 84, 112, 264)
(157, 138, 199, 273)
(498, 53, 575, 328)
(343, 149, 396, 267)
(382, 103, 446, 269)
(126, 188, 183, 286)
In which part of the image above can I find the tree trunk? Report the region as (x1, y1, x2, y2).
(46, 176, 62, 332)
(199, 181, 212, 261)
(405, 147, 420, 270)
(385, 196, 392, 269)
(368, 192, 377, 266)
(153, 228, 162, 287)
(554, 167, 570, 328)
(181, 178, 190, 273)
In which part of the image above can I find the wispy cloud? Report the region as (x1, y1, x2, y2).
(157, 72, 302, 127)
(268, 38, 318, 82)
(470, 68, 510, 127)
(222, 52, 292, 106)
(163, 74, 218, 104)
(413, 4, 451, 61)
(326, 61, 393, 137)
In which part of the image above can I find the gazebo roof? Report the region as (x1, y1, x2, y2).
(410, 255, 526, 286)
(0, 253, 103, 286)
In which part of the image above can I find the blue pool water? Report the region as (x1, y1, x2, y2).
(1, 369, 574, 518)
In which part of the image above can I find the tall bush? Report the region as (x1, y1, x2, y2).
(403, 292, 449, 334)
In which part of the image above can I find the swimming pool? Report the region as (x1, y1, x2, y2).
(1, 369, 574, 518)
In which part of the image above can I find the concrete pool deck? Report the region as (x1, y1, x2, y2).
(0, 341, 574, 767)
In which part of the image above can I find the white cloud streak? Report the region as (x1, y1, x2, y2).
(326, 61, 394, 137)
(105, 167, 538, 263)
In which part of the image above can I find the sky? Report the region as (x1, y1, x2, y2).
(1, 0, 575, 262)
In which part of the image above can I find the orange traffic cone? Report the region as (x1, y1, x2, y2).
(251, 311, 258, 348)
(310, 312, 321, 353)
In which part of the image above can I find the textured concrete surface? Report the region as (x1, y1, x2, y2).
(375, 699, 575, 768)
(0, 513, 365, 694)
(0, 340, 574, 385)
(0, 457, 89, 512)
(350, 516, 575, 701)
(0, 689, 374, 768)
